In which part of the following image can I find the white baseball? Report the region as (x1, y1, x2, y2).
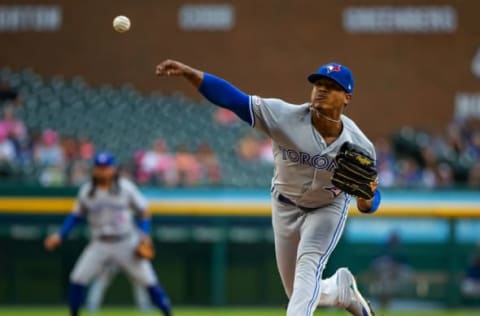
(113, 15, 131, 33)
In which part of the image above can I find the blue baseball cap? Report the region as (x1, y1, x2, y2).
(307, 62, 354, 94)
(94, 151, 116, 167)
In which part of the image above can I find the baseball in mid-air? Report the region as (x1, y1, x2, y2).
(113, 15, 131, 33)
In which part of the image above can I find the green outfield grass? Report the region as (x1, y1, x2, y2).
(0, 307, 480, 316)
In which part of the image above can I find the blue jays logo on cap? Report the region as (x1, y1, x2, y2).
(307, 62, 354, 94)
(94, 151, 116, 167)
(326, 64, 342, 73)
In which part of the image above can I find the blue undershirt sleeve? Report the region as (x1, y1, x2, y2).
(198, 73, 253, 126)
(59, 214, 83, 239)
(137, 217, 151, 235)
(363, 189, 381, 214)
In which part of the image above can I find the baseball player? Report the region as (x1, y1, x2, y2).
(44, 152, 171, 316)
(155, 60, 381, 316)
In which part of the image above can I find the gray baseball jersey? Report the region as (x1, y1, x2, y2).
(73, 178, 147, 238)
(250, 96, 376, 315)
(251, 96, 375, 208)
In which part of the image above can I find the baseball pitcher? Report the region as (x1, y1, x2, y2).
(156, 60, 381, 316)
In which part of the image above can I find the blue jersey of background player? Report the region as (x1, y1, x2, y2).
(44, 151, 171, 316)
(155, 60, 380, 316)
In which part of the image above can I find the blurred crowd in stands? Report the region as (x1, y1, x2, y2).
(1, 77, 479, 189)
(376, 117, 480, 189)
(134, 140, 222, 187)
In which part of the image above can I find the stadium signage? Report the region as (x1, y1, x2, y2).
(178, 4, 234, 31)
(0, 5, 61, 32)
(343, 6, 456, 33)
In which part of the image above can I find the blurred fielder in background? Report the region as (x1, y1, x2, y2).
(44, 151, 171, 316)
(461, 250, 480, 298)
(156, 60, 380, 316)
(369, 231, 413, 311)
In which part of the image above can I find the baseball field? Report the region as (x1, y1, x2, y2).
(1, 307, 480, 316)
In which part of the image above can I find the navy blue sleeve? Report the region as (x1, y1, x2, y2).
(198, 73, 253, 125)
(59, 214, 83, 239)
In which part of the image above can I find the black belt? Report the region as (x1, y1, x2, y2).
(97, 234, 130, 242)
(277, 193, 319, 213)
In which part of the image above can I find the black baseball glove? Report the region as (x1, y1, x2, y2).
(331, 142, 378, 199)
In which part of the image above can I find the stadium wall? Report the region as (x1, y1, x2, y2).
(0, 186, 479, 306)
(2, 0, 479, 137)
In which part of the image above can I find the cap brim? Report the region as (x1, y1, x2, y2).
(307, 74, 349, 93)
(307, 73, 326, 84)
(94, 163, 115, 167)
